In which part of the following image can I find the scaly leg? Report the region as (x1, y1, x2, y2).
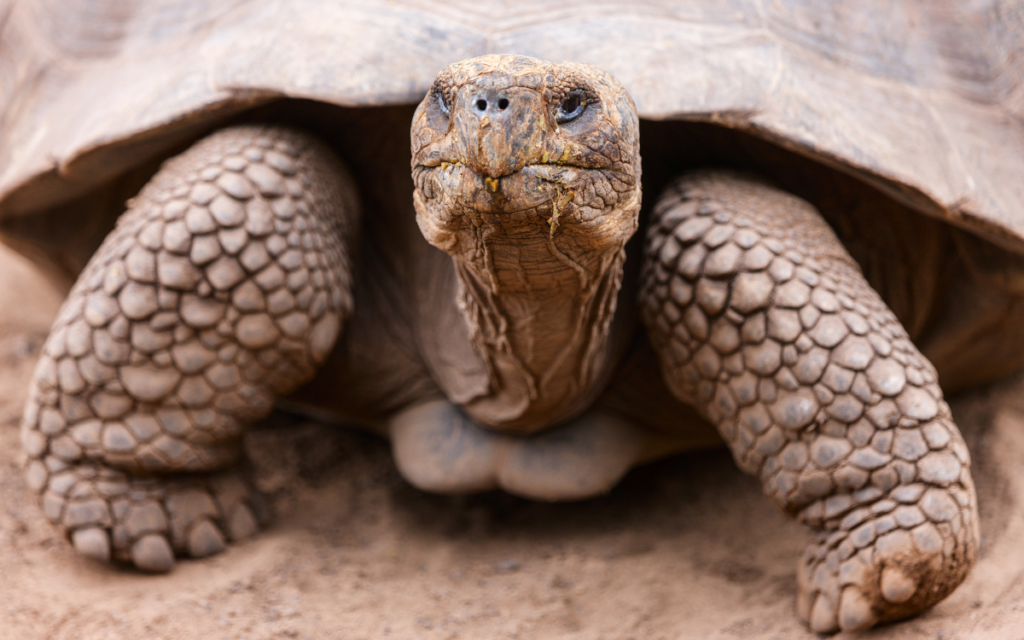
(640, 171, 978, 632)
(21, 125, 357, 571)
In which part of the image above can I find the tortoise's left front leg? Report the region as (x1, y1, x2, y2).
(640, 171, 978, 632)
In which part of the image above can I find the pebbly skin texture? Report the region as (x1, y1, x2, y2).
(20, 126, 358, 571)
(18, 54, 979, 633)
(640, 173, 978, 631)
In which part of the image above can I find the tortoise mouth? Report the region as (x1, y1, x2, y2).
(416, 155, 601, 175)
(413, 160, 619, 217)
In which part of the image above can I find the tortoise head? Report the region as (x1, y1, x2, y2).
(409, 55, 643, 431)
(410, 54, 642, 254)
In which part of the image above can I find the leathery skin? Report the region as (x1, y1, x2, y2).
(640, 171, 978, 631)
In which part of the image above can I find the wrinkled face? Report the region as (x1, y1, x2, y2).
(411, 55, 641, 254)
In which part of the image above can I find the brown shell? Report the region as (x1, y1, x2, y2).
(1, 0, 1023, 252)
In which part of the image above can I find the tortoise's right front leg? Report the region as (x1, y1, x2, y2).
(20, 125, 357, 571)
(640, 172, 978, 632)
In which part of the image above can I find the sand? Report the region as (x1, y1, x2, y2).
(3, 240, 1024, 640)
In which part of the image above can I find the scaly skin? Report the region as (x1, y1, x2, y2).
(21, 125, 356, 570)
(640, 172, 978, 631)
(20, 55, 979, 633)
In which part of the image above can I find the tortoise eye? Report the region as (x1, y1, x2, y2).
(556, 92, 585, 124)
(436, 90, 450, 116)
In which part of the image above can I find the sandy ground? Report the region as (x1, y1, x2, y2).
(3, 240, 1024, 640)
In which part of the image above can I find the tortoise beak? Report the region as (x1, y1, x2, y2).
(452, 80, 547, 180)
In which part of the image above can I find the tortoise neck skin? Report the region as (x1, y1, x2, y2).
(411, 55, 642, 433)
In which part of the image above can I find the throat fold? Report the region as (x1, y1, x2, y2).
(452, 223, 628, 432)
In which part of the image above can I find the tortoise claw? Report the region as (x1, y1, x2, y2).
(72, 526, 111, 563)
(839, 588, 877, 632)
(132, 534, 174, 573)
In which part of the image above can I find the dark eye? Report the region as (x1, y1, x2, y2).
(556, 91, 585, 124)
(436, 90, 450, 116)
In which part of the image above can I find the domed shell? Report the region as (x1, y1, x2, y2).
(1, 0, 1023, 253)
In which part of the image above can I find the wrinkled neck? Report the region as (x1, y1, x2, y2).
(452, 223, 628, 432)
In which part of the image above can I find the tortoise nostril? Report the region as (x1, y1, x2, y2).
(475, 99, 487, 111)
(497, 98, 509, 110)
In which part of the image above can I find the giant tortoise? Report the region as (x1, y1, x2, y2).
(3, 0, 1024, 633)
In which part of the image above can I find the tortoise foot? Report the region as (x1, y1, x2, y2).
(797, 481, 977, 632)
(42, 462, 264, 572)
